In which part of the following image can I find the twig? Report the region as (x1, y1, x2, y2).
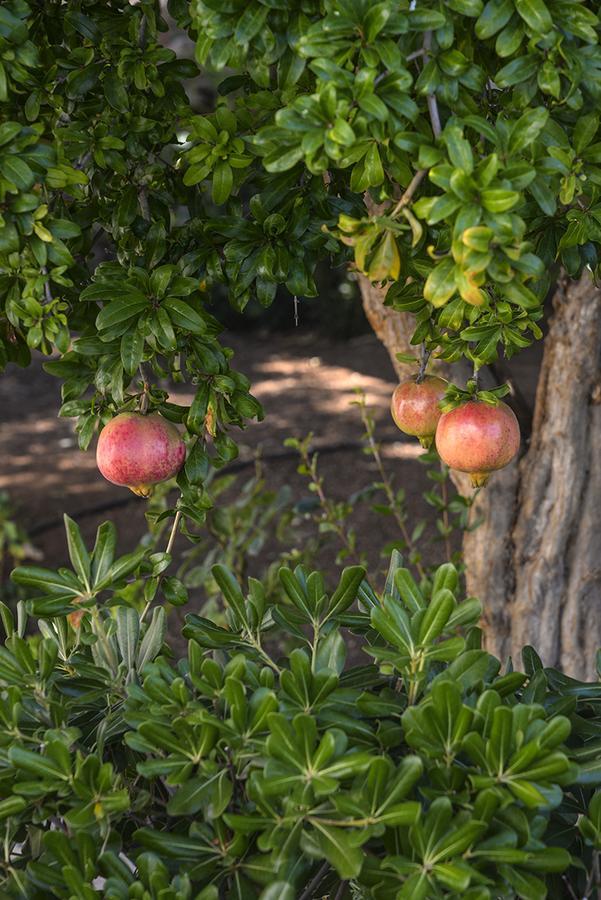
(136, 8, 151, 228)
(416, 342, 431, 383)
(406, 48, 426, 61)
(41, 267, 53, 305)
(334, 882, 347, 900)
(74, 150, 92, 171)
(389, 30, 442, 219)
(139, 187, 150, 223)
(298, 861, 330, 900)
(140, 507, 182, 624)
(440, 462, 453, 562)
(297, 441, 356, 560)
(165, 509, 182, 556)
(138, 364, 151, 414)
(138, 11, 147, 50)
(358, 397, 426, 579)
(423, 31, 442, 138)
(390, 168, 427, 217)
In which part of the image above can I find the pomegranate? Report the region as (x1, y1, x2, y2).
(96, 412, 186, 497)
(390, 375, 447, 448)
(435, 400, 520, 487)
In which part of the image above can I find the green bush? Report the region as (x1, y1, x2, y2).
(1, 518, 600, 899)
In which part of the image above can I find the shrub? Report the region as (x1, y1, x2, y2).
(1, 518, 601, 898)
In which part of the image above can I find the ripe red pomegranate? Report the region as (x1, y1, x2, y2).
(435, 400, 520, 487)
(96, 412, 186, 497)
(390, 375, 447, 448)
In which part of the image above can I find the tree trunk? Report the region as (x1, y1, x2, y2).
(359, 273, 601, 678)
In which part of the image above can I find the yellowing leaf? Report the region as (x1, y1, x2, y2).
(424, 258, 457, 307)
(367, 231, 401, 282)
(456, 268, 487, 306)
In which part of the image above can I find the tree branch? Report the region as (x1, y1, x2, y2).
(423, 30, 442, 138)
(389, 29, 442, 218)
(298, 861, 330, 900)
(41, 266, 53, 305)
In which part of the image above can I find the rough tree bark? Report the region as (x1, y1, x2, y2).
(359, 273, 601, 678)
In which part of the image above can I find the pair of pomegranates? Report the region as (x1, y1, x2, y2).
(391, 376, 519, 487)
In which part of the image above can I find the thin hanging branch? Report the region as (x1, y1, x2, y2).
(422, 30, 442, 139)
(390, 29, 442, 218)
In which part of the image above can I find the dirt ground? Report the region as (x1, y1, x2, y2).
(0, 327, 542, 594)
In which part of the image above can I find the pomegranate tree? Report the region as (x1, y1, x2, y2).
(435, 400, 520, 487)
(96, 412, 186, 497)
(390, 375, 447, 448)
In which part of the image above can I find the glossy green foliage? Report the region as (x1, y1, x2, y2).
(3, 1, 601, 522)
(188, 0, 601, 371)
(1, 519, 601, 897)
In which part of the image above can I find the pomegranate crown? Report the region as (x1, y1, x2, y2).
(439, 380, 512, 414)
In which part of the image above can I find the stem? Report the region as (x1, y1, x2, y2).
(416, 342, 431, 383)
(299, 442, 355, 560)
(358, 398, 426, 579)
(298, 861, 330, 900)
(390, 168, 427, 217)
(138, 364, 151, 413)
(165, 509, 182, 556)
(440, 463, 452, 562)
(41, 266, 53, 305)
(140, 506, 182, 624)
(138, 10, 148, 50)
(139, 187, 150, 223)
(334, 881, 347, 900)
(423, 31, 442, 138)
(389, 30, 441, 219)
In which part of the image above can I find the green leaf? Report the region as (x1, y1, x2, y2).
(475, 0, 513, 39)
(0, 122, 22, 147)
(311, 822, 364, 879)
(1, 156, 34, 190)
(234, 4, 268, 43)
(91, 522, 117, 588)
(104, 73, 129, 111)
(96, 298, 148, 332)
(167, 769, 232, 817)
(363, 142, 384, 186)
(514, 0, 553, 33)
(574, 114, 599, 154)
(327, 566, 366, 619)
(444, 125, 474, 174)
(328, 118, 356, 145)
(481, 189, 520, 212)
(508, 107, 549, 154)
(137, 607, 166, 671)
(11, 566, 81, 596)
(212, 161, 233, 205)
(9, 747, 68, 781)
(0, 796, 27, 820)
(163, 576, 188, 607)
(63, 515, 91, 588)
(264, 145, 304, 173)
(66, 63, 102, 98)
(116, 607, 139, 670)
(495, 55, 538, 87)
(212, 565, 248, 627)
(418, 589, 455, 644)
(120, 328, 144, 375)
(259, 885, 295, 900)
(162, 298, 205, 334)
